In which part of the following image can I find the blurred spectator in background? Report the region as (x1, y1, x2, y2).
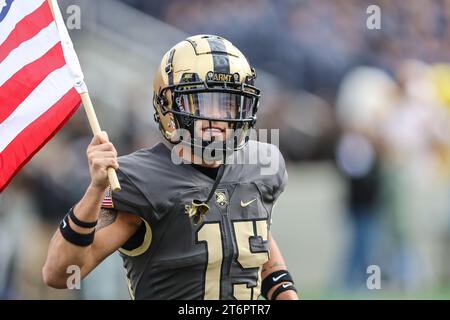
(0, 198, 17, 299)
(379, 60, 450, 290)
(335, 67, 397, 289)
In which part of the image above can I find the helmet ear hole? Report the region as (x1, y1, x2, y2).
(161, 96, 169, 107)
(157, 111, 179, 141)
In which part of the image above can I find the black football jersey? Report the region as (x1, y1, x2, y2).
(105, 141, 287, 300)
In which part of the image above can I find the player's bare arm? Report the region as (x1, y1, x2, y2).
(261, 233, 299, 300)
(42, 133, 141, 288)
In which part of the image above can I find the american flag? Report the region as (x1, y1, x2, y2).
(0, 0, 87, 192)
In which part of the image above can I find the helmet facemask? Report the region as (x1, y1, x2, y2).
(156, 73, 260, 162)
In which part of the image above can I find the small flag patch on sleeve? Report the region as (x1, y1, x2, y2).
(101, 186, 114, 208)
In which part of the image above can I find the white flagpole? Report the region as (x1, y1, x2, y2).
(47, 0, 121, 192)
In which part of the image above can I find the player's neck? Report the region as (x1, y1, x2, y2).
(178, 147, 221, 168)
(192, 153, 221, 168)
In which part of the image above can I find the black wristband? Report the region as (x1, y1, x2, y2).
(68, 207, 97, 228)
(261, 270, 294, 299)
(271, 282, 298, 300)
(59, 215, 95, 247)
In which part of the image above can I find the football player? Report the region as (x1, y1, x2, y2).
(43, 35, 298, 300)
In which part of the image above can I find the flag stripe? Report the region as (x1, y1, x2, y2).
(0, 21, 59, 87)
(0, 87, 81, 192)
(48, 0, 87, 93)
(0, 42, 65, 123)
(0, 65, 74, 152)
(0, 0, 53, 63)
(0, 0, 44, 45)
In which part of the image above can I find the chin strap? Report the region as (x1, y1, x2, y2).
(185, 164, 226, 224)
(204, 164, 226, 203)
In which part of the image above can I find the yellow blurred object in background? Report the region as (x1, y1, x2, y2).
(431, 64, 450, 109)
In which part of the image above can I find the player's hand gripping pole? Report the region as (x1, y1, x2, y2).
(80, 92, 121, 192)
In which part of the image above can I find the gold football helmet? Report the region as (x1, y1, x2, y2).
(152, 35, 260, 154)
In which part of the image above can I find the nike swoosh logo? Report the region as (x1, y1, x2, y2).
(62, 219, 67, 228)
(272, 273, 287, 282)
(241, 199, 256, 207)
(282, 283, 293, 289)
